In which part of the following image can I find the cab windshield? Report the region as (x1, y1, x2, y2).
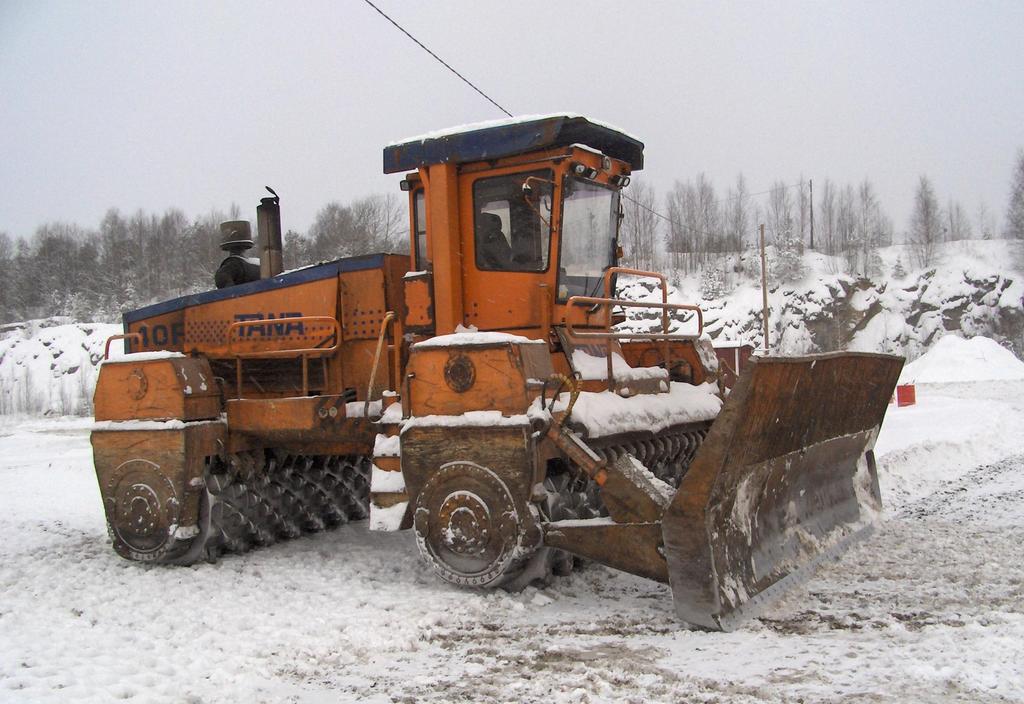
(557, 178, 620, 300)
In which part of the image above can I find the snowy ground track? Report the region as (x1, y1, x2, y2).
(2, 381, 1023, 702)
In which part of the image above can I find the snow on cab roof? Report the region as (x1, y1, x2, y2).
(387, 113, 640, 145)
(383, 114, 644, 174)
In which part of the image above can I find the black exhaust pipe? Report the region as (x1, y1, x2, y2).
(257, 186, 283, 278)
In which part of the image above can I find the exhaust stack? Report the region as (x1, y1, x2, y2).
(257, 187, 284, 278)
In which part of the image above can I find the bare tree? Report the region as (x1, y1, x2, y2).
(1005, 148, 1024, 240)
(309, 202, 357, 260)
(766, 181, 794, 245)
(664, 174, 721, 273)
(756, 179, 805, 282)
(817, 179, 837, 256)
(664, 180, 696, 274)
(797, 177, 810, 245)
(976, 200, 997, 240)
(693, 173, 720, 257)
(0, 232, 11, 320)
(158, 209, 189, 296)
(909, 176, 942, 268)
(946, 199, 972, 241)
(852, 180, 891, 278)
(352, 194, 406, 253)
(307, 194, 408, 263)
(621, 179, 659, 271)
(282, 230, 309, 271)
(722, 173, 750, 253)
(836, 185, 856, 255)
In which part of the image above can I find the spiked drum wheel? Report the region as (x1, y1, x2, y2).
(413, 462, 523, 588)
(106, 459, 181, 560)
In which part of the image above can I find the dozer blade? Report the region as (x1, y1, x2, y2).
(662, 351, 903, 630)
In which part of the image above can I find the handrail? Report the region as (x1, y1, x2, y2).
(227, 316, 341, 359)
(364, 311, 397, 419)
(566, 296, 704, 339)
(602, 267, 674, 381)
(104, 333, 144, 360)
(602, 267, 670, 305)
(566, 295, 704, 391)
(227, 316, 341, 399)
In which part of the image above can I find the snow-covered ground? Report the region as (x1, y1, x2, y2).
(2, 382, 1023, 702)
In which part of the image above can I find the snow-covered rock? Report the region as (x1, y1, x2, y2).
(619, 239, 1024, 363)
(0, 319, 121, 416)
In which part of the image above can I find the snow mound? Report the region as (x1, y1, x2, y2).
(899, 334, 1024, 383)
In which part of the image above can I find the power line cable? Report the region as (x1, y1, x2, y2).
(361, 2, 805, 244)
(360, 0, 513, 118)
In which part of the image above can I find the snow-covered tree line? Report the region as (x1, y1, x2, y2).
(620, 151, 1024, 284)
(2, 152, 1023, 325)
(0, 194, 404, 324)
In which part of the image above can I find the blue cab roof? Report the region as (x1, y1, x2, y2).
(383, 115, 644, 174)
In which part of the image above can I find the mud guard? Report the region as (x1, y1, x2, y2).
(662, 352, 903, 630)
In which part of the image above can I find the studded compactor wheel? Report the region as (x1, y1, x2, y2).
(104, 458, 186, 561)
(413, 461, 538, 587)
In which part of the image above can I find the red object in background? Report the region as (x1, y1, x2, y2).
(713, 343, 754, 389)
(896, 384, 916, 406)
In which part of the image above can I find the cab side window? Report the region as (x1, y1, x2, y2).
(413, 189, 428, 269)
(473, 170, 552, 272)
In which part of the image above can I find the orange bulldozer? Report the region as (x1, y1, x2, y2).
(91, 115, 902, 630)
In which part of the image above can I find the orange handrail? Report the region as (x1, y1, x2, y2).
(103, 333, 143, 360)
(566, 296, 704, 339)
(364, 311, 397, 419)
(603, 267, 674, 378)
(603, 267, 670, 303)
(566, 294, 704, 390)
(227, 316, 341, 359)
(227, 316, 341, 399)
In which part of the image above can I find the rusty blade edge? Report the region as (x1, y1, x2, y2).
(710, 522, 877, 632)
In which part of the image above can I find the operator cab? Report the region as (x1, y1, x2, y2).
(384, 115, 642, 338)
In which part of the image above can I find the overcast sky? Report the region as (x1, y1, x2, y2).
(2, 0, 1022, 242)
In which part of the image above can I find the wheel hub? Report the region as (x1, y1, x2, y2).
(106, 460, 180, 558)
(414, 462, 529, 587)
(439, 491, 491, 554)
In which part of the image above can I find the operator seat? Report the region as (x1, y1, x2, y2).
(477, 212, 513, 270)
